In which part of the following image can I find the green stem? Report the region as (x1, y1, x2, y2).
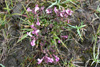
(53, 33, 69, 51)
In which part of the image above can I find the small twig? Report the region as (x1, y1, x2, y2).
(90, 17, 99, 24)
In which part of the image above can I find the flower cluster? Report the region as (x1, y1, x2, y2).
(37, 54, 59, 64)
(26, 4, 73, 65)
(26, 5, 41, 46)
(46, 7, 73, 17)
(27, 24, 40, 46)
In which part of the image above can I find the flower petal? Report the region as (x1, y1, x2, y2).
(60, 12, 63, 17)
(61, 35, 68, 39)
(36, 18, 40, 26)
(32, 29, 40, 36)
(58, 40, 61, 43)
(53, 55, 59, 62)
(35, 4, 39, 13)
(66, 9, 73, 15)
(37, 58, 44, 64)
(46, 9, 52, 14)
(27, 32, 32, 37)
(27, 7, 32, 12)
(41, 6, 44, 10)
(31, 39, 36, 46)
(44, 56, 54, 63)
(54, 7, 58, 14)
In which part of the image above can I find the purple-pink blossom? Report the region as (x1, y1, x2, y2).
(37, 56, 54, 64)
(66, 9, 73, 15)
(54, 7, 58, 14)
(67, 19, 70, 23)
(27, 7, 32, 12)
(30, 24, 37, 30)
(31, 39, 36, 46)
(46, 9, 52, 14)
(53, 55, 60, 62)
(37, 54, 60, 64)
(60, 12, 63, 17)
(35, 4, 39, 13)
(37, 58, 44, 64)
(27, 32, 32, 37)
(36, 18, 40, 26)
(41, 6, 44, 10)
(61, 35, 68, 39)
(30, 24, 34, 28)
(58, 40, 61, 43)
(40, 42, 44, 46)
(44, 56, 54, 63)
(32, 29, 40, 36)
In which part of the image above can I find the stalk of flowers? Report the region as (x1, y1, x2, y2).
(27, 25, 40, 46)
(26, 5, 41, 47)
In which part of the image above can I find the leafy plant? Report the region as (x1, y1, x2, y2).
(85, 28, 100, 67)
(15, 0, 74, 65)
(3, 0, 11, 14)
(90, 25, 100, 66)
(67, 22, 86, 40)
(0, 15, 7, 29)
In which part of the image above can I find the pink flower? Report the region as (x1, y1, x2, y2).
(37, 58, 44, 64)
(66, 9, 73, 15)
(61, 35, 68, 39)
(62, 8, 66, 13)
(32, 29, 40, 36)
(36, 18, 40, 26)
(44, 56, 54, 63)
(30, 24, 37, 30)
(40, 42, 44, 46)
(60, 12, 63, 17)
(54, 7, 58, 14)
(67, 19, 70, 23)
(46, 9, 52, 14)
(58, 40, 61, 43)
(27, 7, 32, 12)
(35, 30, 40, 35)
(35, 4, 39, 13)
(64, 13, 68, 17)
(30, 24, 34, 28)
(31, 39, 36, 46)
(53, 55, 59, 62)
(27, 32, 32, 37)
(41, 6, 44, 10)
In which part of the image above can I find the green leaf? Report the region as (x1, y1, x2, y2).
(47, 2, 57, 9)
(67, 24, 76, 28)
(79, 25, 86, 28)
(61, 0, 71, 4)
(57, 0, 61, 3)
(77, 29, 81, 37)
(91, 61, 95, 66)
(21, 29, 33, 31)
(97, 5, 100, 13)
(54, 36, 58, 39)
(0, 64, 5, 67)
(17, 34, 28, 43)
